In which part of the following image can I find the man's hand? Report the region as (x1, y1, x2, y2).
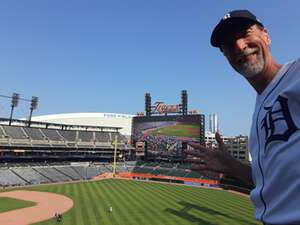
(184, 132, 252, 185)
(185, 132, 234, 174)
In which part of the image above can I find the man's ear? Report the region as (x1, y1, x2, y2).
(262, 28, 271, 46)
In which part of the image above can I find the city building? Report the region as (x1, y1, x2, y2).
(209, 113, 219, 133)
(205, 131, 249, 163)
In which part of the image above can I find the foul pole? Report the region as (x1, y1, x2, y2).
(113, 135, 118, 175)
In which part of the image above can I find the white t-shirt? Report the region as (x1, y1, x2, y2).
(250, 59, 300, 224)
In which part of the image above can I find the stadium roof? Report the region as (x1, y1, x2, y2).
(32, 112, 135, 121)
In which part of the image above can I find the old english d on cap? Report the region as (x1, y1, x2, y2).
(210, 10, 264, 48)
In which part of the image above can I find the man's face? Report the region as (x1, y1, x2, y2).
(221, 24, 271, 78)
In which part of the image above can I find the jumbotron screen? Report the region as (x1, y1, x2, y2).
(131, 115, 205, 158)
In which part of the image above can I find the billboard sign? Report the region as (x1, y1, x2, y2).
(152, 102, 181, 114)
(132, 115, 205, 159)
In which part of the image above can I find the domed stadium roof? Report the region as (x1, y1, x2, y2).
(32, 112, 134, 135)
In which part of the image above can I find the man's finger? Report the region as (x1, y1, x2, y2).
(215, 132, 225, 149)
(186, 142, 208, 151)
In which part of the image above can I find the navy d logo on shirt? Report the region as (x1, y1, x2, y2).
(261, 95, 298, 151)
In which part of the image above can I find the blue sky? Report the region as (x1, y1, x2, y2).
(0, 0, 299, 136)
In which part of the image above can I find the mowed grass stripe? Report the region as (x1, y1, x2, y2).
(196, 190, 255, 220)
(67, 183, 78, 225)
(84, 182, 104, 224)
(166, 184, 248, 213)
(209, 191, 253, 208)
(123, 180, 172, 225)
(133, 180, 188, 225)
(144, 181, 257, 225)
(138, 180, 231, 225)
(108, 180, 150, 225)
(73, 182, 86, 225)
(112, 179, 173, 224)
(21, 179, 259, 225)
(79, 182, 101, 224)
(160, 184, 219, 204)
(216, 197, 255, 220)
(179, 187, 256, 224)
(104, 180, 135, 225)
(77, 182, 93, 225)
(157, 186, 244, 224)
(55, 183, 75, 225)
(121, 180, 231, 225)
(55, 183, 81, 225)
(184, 188, 257, 224)
(143, 181, 219, 224)
(92, 181, 111, 224)
(126, 180, 182, 225)
(114, 180, 175, 225)
(98, 180, 120, 225)
(109, 180, 146, 225)
(108, 179, 154, 225)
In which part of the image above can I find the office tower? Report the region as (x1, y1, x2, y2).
(209, 113, 219, 133)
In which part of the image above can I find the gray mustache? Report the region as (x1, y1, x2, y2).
(236, 48, 259, 61)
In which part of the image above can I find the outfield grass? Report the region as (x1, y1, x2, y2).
(20, 179, 261, 225)
(0, 197, 35, 213)
(149, 123, 200, 138)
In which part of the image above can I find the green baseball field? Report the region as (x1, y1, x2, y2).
(0, 197, 35, 213)
(6, 179, 259, 225)
(148, 123, 200, 139)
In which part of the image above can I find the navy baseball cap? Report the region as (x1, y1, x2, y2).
(210, 10, 263, 48)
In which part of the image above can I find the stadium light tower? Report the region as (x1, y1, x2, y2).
(28, 96, 38, 127)
(9, 93, 19, 125)
(145, 93, 152, 117)
(181, 90, 188, 115)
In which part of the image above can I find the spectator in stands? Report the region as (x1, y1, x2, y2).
(186, 9, 300, 225)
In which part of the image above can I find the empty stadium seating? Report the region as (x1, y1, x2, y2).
(78, 131, 93, 142)
(95, 132, 110, 142)
(0, 163, 114, 187)
(42, 129, 64, 141)
(0, 124, 129, 151)
(23, 127, 45, 140)
(0, 161, 219, 188)
(11, 167, 50, 184)
(59, 130, 77, 142)
(0, 169, 28, 186)
(2, 126, 27, 139)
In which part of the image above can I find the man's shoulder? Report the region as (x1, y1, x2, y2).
(285, 58, 300, 81)
(287, 58, 300, 71)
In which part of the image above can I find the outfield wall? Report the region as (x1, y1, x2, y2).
(95, 172, 220, 188)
